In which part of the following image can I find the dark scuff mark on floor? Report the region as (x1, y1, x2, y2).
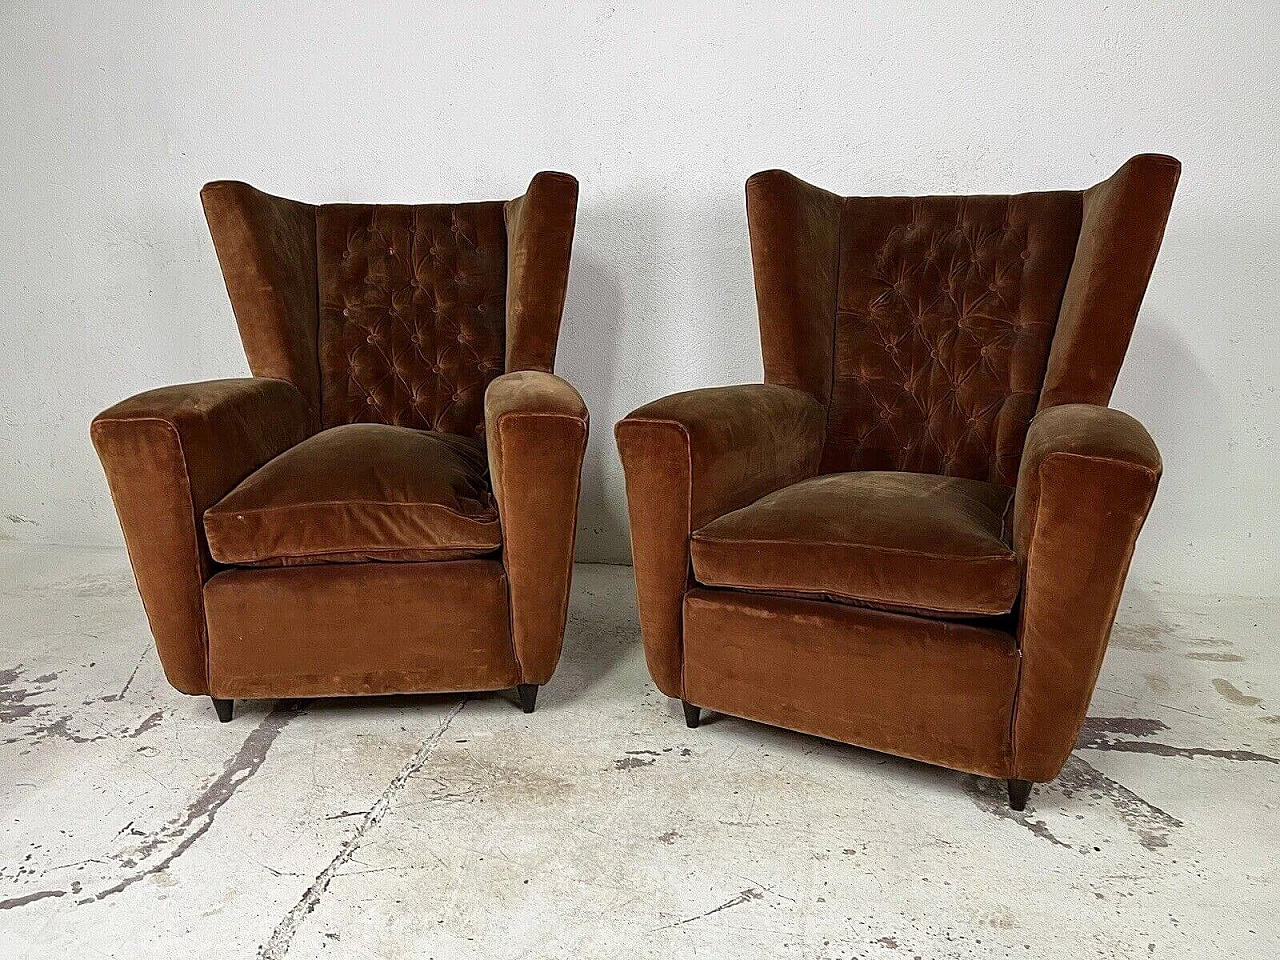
(77, 700, 307, 904)
(1079, 717, 1278, 764)
(1056, 756, 1181, 850)
(129, 710, 165, 738)
(96, 645, 149, 703)
(257, 697, 469, 960)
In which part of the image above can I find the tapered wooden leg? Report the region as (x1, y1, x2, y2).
(211, 697, 233, 723)
(517, 684, 538, 714)
(682, 701, 701, 729)
(1007, 778, 1032, 811)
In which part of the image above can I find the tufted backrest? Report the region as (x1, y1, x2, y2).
(317, 202, 507, 434)
(825, 191, 1081, 484)
(747, 156, 1179, 486)
(201, 172, 578, 438)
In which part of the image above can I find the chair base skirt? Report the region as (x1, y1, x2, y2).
(680, 588, 1020, 781)
(204, 559, 519, 699)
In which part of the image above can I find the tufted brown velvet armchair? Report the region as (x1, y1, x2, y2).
(92, 172, 587, 721)
(616, 156, 1179, 809)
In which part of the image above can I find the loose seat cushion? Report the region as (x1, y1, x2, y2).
(205, 423, 501, 566)
(690, 471, 1019, 617)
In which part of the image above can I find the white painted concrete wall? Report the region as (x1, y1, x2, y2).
(0, 2, 1275, 594)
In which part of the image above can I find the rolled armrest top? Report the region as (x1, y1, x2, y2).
(616, 383, 825, 528)
(92, 377, 309, 433)
(484, 369, 587, 426)
(620, 382, 823, 445)
(1014, 403, 1161, 556)
(1020, 403, 1160, 476)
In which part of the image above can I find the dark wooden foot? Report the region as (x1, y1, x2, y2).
(1007, 778, 1032, 811)
(517, 684, 538, 714)
(211, 697, 233, 723)
(682, 700, 701, 729)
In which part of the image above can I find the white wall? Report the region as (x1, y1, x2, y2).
(1, 1, 1276, 595)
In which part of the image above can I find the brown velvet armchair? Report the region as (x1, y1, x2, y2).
(616, 155, 1179, 809)
(92, 172, 587, 721)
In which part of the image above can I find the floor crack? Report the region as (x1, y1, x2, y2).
(257, 697, 469, 959)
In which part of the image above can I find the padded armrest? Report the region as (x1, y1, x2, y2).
(615, 383, 825, 696)
(91, 378, 311, 694)
(484, 370, 588, 684)
(1010, 403, 1162, 781)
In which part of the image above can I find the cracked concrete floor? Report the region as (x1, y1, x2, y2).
(0, 543, 1276, 958)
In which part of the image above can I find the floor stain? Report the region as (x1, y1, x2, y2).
(614, 756, 657, 770)
(1109, 623, 1166, 653)
(1211, 679, 1262, 707)
(1056, 756, 1182, 851)
(1079, 716, 1278, 764)
(78, 700, 307, 904)
(414, 747, 571, 806)
(962, 777, 1071, 849)
(0, 888, 67, 910)
(1144, 675, 1172, 697)
(1, 660, 163, 748)
(0, 665, 57, 724)
(1185, 652, 1245, 663)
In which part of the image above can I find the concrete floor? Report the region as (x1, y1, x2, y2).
(0, 544, 1276, 958)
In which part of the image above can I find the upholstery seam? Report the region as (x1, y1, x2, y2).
(206, 499, 502, 519)
(539, 416, 589, 680)
(616, 416, 694, 700)
(209, 544, 502, 565)
(689, 533, 1014, 562)
(95, 415, 214, 694)
(312, 204, 323, 428)
(819, 195, 847, 451)
(685, 577, 1015, 618)
(495, 411, 525, 680)
(1007, 445, 1160, 777)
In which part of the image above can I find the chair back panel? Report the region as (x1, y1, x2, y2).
(316, 201, 508, 436)
(824, 191, 1082, 484)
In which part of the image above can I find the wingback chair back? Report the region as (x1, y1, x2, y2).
(200, 171, 578, 437)
(746, 154, 1179, 485)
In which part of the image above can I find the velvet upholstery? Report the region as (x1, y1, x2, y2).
(93, 172, 583, 708)
(91, 378, 311, 694)
(1010, 403, 1162, 781)
(617, 156, 1178, 792)
(683, 589, 1019, 779)
(316, 200, 508, 434)
(204, 424, 500, 566)
(690, 471, 1018, 617)
(615, 384, 825, 697)
(205, 560, 516, 698)
(200, 184, 322, 431)
(485, 369, 588, 684)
